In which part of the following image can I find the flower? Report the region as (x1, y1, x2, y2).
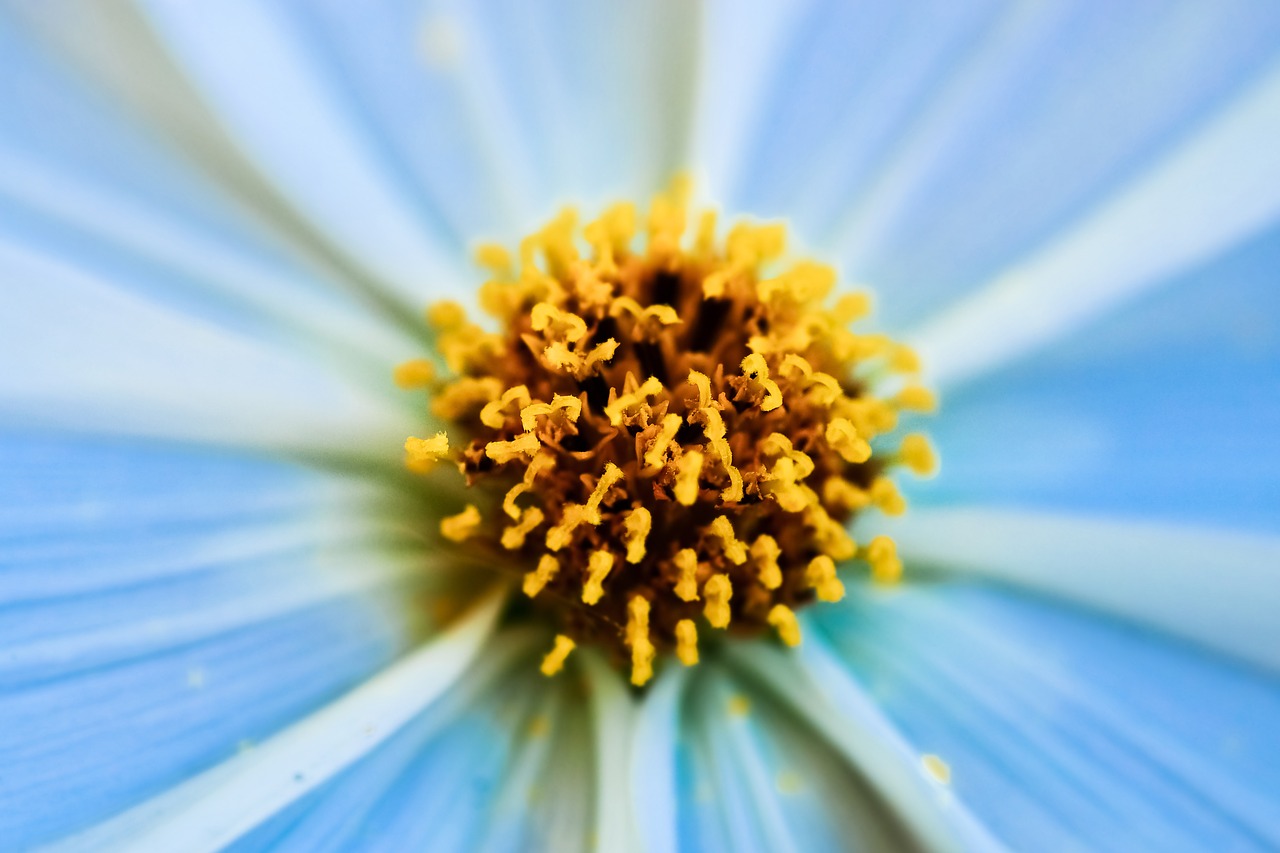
(2, 3, 1279, 852)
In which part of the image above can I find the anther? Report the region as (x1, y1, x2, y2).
(541, 634, 576, 676)
(704, 574, 733, 628)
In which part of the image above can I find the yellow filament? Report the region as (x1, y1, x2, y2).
(675, 619, 699, 666)
(540, 634, 576, 676)
(767, 604, 801, 647)
(474, 243, 513, 277)
(531, 301, 588, 343)
(704, 574, 732, 628)
(582, 550, 614, 605)
(674, 549, 700, 602)
(806, 555, 846, 603)
(502, 452, 554, 520)
(895, 385, 937, 413)
(426, 300, 466, 331)
(523, 554, 559, 598)
(623, 507, 652, 563)
(440, 505, 481, 543)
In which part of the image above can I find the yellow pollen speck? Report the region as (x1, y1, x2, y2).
(540, 634, 576, 676)
(674, 549, 700, 602)
(626, 596, 656, 686)
(623, 507, 651, 563)
(921, 754, 951, 785)
(582, 550, 614, 605)
(440, 504, 481, 542)
(523, 554, 559, 598)
(767, 604, 802, 647)
(675, 619, 699, 666)
(806, 555, 846, 602)
(728, 695, 751, 717)
(394, 359, 436, 389)
(704, 574, 733, 628)
(399, 180, 935, 682)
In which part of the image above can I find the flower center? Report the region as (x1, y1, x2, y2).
(399, 179, 936, 686)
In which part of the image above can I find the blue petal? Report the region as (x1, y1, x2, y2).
(808, 581, 1280, 851)
(911, 219, 1280, 533)
(701, 1, 1280, 329)
(0, 432, 429, 849)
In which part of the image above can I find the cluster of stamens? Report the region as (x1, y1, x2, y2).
(398, 180, 936, 686)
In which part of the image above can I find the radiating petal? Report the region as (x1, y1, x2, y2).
(870, 507, 1280, 672)
(129, 0, 474, 305)
(911, 57, 1280, 386)
(0, 433, 454, 849)
(664, 656, 983, 853)
(51, 590, 503, 852)
(908, 219, 1280, 532)
(580, 651, 641, 852)
(807, 580, 1280, 851)
(1, 5, 434, 343)
(695, 2, 1280, 332)
(0, 243, 408, 450)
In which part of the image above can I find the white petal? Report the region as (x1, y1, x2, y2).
(911, 58, 1280, 388)
(872, 507, 1280, 671)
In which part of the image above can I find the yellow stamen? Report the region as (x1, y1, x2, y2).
(626, 596, 656, 686)
(404, 433, 450, 472)
(440, 504, 482, 543)
(674, 450, 704, 506)
(869, 477, 907, 516)
(674, 549, 700, 602)
(675, 619, 699, 665)
(806, 555, 846, 602)
(480, 384, 533, 429)
(898, 433, 937, 476)
(704, 574, 733, 628)
(540, 634, 576, 676)
(393, 359, 436, 389)
(895, 385, 937, 413)
(767, 604, 801, 647)
(485, 431, 541, 464)
(643, 413, 683, 470)
(866, 535, 903, 585)
(826, 417, 872, 463)
(523, 554, 559, 598)
(709, 515, 748, 565)
(582, 550, 614, 605)
(623, 507, 652, 563)
(500, 506, 544, 550)
(750, 535, 783, 590)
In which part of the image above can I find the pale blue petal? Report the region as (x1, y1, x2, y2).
(0, 243, 408, 450)
(911, 220, 1280, 532)
(0, 8, 418, 356)
(698, 1, 1280, 330)
(217, 630, 593, 853)
(807, 580, 1280, 851)
(875, 509, 1280, 672)
(134, 0, 472, 303)
(0, 433, 440, 849)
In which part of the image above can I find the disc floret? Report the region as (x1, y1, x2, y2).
(401, 181, 935, 686)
